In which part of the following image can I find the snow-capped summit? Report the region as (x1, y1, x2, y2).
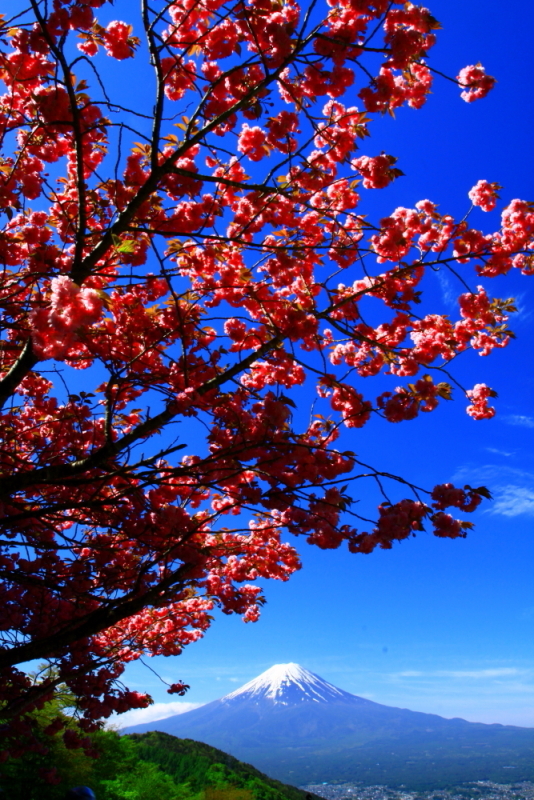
(223, 662, 348, 705)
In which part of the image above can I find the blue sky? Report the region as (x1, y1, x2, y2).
(6, 0, 532, 728)
(110, 0, 534, 730)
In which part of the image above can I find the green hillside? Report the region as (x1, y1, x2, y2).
(0, 725, 325, 800)
(127, 731, 323, 800)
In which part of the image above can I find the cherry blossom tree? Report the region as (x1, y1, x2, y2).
(0, 0, 532, 763)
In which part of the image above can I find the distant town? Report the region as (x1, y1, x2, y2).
(300, 781, 534, 800)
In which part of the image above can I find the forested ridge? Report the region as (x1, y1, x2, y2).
(129, 731, 323, 800)
(0, 716, 323, 800)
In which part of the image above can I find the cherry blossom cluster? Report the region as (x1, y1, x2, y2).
(30, 276, 103, 360)
(377, 375, 449, 422)
(466, 383, 497, 420)
(457, 64, 496, 103)
(78, 20, 140, 60)
(468, 180, 501, 212)
(431, 483, 486, 513)
(352, 154, 403, 189)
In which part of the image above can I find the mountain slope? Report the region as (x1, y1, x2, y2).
(124, 663, 534, 789)
(127, 731, 324, 800)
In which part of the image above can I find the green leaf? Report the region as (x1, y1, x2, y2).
(116, 240, 136, 254)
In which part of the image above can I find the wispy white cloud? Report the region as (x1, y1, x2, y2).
(452, 464, 532, 484)
(485, 447, 514, 457)
(435, 271, 456, 308)
(505, 415, 534, 429)
(452, 465, 534, 517)
(491, 485, 534, 517)
(394, 668, 525, 680)
(441, 668, 523, 678)
(109, 700, 203, 730)
(507, 291, 534, 325)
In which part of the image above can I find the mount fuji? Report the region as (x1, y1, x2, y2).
(220, 662, 356, 705)
(124, 663, 534, 788)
